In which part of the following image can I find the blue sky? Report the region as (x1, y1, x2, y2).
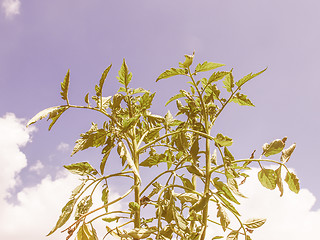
(1, 0, 320, 239)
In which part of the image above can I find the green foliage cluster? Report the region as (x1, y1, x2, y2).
(28, 53, 299, 240)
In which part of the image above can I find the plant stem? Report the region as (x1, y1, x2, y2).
(132, 125, 141, 234)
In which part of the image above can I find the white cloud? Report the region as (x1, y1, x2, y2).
(57, 142, 70, 152)
(207, 167, 320, 239)
(29, 160, 44, 174)
(1, 113, 319, 239)
(0, 113, 123, 240)
(2, 0, 21, 19)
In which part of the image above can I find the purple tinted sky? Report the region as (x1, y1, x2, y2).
(1, 0, 320, 209)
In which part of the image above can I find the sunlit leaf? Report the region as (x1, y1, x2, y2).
(214, 133, 233, 147)
(227, 178, 246, 198)
(178, 175, 195, 193)
(127, 228, 156, 239)
(187, 165, 205, 177)
(117, 59, 132, 88)
(213, 178, 240, 204)
(75, 196, 93, 220)
(235, 68, 267, 88)
(101, 187, 109, 212)
(223, 71, 234, 92)
(100, 137, 115, 174)
(60, 69, 70, 102)
(263, 139, 285, 157)
(208, 71, 229, 84)
(102, 217, 120, 222)
(77, 223, 96, 240)
(27, 105, 68, 129)
(281, 143, 296, 163)
(226, 230, 239, 240)
(95, 64, 112, 97)
(118, 141, 141, 183)
(47, 198, 76, 236)
(71, 124, 107, 156)
(244, 218, 266, 229)
(285, 171, 300, 193)
(190, 193, 210, 212)
(217, 194, 240, 216)
(195, 62, 225, 73)
(156, 68, 187, 81)
(217, 202, 230, 231)
(84, 93, 89, 105)
(174, 210, 188, 231)
(175, 192, 198, 204)
(64, 162, 98, 176)
(179, 52, 194, 68)
(275, 166, 284, 197)
(258, 168, 277, 190)
(232, 93, 254, 107)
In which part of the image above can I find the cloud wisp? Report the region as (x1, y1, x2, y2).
(2, 0, 20, 19)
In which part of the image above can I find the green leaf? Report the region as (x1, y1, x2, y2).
(84, 93, 89, 105)
(223, 71, 234, 92)
(189, 193, 210, 212)
(227, 230, 239, 240)
(178, 175, 195, 192)
(179, 52, 194, 68)
(118, 141, 141, 183)
(263, 139, 285, 157)
(71, 124, 107, 156)
(165, 93, 184, 106)
(281, 143, 296, 163)
(117, 59, 132, 88)
(71, 181, 86, 198)
(75, 196, 93, 220)
(232, 93, 254, 107)
(244, 218, 266, 229)
(190, 138, 199, 161)
(129, 201, 140, 212)
(102, 217, 120, 223)
(95, 64, 112, 97)
(156, 68, 187, 81)
(64, 162, 98, 176)
(227, 178, 246, 198)
(26, 105, 68, 129)
(140, 153, 166, 167)
(213, 178, 240, 204)
(285, 172, 300, 193)
(174, 132, 189, 152)
(174, 210, 188, 231)
(235, 67, 267, 88)
(127, 228, 156, 239)
(195, 61, 225, 73)
(214, 133, 233, 147)
(208, 71, 229, 84)
(258, 168, 277, 190)
(122, 115, 140, 132)
(187, 165, 205, 177)
(139, 92, 155, 111)
(60, 69, 70, 102)
(217, 202, 230, 232)
(101, 187, 109, 212)
(175, 193, 198, 204)
(217, 194, 240, 216)
(47, 198, 76, 236)
(100, 137, 114, 175)
(275, 166, 284, 197)
(77, 223, 96, 240)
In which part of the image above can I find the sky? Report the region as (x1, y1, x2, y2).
(1, 0, 320, 239)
